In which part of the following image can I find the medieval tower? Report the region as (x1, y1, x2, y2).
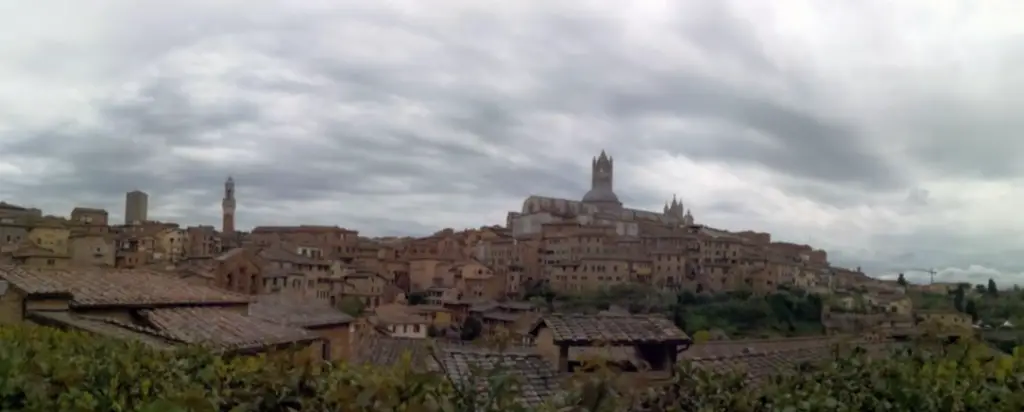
(222, 176, 235, 234)
(581, 150, 623, 210)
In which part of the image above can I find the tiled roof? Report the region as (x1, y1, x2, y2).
(214, 247, 246, 261)
(351, 335, 433, 369)
(0, 265, 69, 294)
(430, 346, 564, 408)
(254, 245, 322, 265)
(532, 314, 690, 345)
(27, 311, 177, 349)
(11, 242, 66, 258)
(249, 294, 353, 328)
(681, 336, 905, 385)
(0, 265, 250, 307)
(142, 306, 317, 351)
(569, 346, 642, 367)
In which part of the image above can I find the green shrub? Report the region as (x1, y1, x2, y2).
(2, 325, 1024, 411)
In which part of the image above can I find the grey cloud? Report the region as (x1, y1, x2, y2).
(3, 0, 1024, 280)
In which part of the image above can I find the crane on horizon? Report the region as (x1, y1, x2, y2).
(891, 267, 937, 284)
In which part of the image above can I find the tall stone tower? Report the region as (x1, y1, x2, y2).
(222, 176, 235, 234)
(124, 190, 148, 225)
(581, 150, 622, 210)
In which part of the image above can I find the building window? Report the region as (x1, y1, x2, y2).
(46, 259, 55, 266)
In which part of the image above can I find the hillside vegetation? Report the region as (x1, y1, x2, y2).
(3, 324, 1024, 411)
(540, 284, 824, 338)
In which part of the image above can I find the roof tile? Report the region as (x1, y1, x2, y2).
(535, 314, 690, 344)
(431, 346, 565, 408)
(142, 306, 316, 350)
(681, 336, 907, 385)
(249, 294, 353, 327)
(0, 265, 250, 307)
(351, 335, 433, 369)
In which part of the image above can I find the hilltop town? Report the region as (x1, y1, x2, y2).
(0, 151, 1008, 401)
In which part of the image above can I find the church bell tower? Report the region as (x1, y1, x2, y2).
(222, 176, 236, 234)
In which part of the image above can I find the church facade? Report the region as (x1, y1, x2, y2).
(508, 151, 694, 238)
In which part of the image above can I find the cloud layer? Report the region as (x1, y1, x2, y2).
(2, 0, 1024, 284)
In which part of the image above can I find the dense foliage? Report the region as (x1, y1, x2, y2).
(525, 283, 823, 338)
(3, 324, 1024, 411)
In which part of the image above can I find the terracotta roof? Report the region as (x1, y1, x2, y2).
(371, 304, 429, 325)
(681, 336, 906, 385)
(214, 247, 246, 261)
(27, 311, 177, 349)
(430, 346, 565, 408)
(0, 265, 250, 307)
(249, 294, 353, 327)
(11, 242, 66, 258)
(352, 335, 433, 369)
(142, 306, 317, 351)
(254, 245, 323, 265)
(531, 314, 690, 345)
(569, 346, 643, 367)
(252, 225, 357, 234)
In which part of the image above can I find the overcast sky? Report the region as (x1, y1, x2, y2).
(3, 1, 1024, 285)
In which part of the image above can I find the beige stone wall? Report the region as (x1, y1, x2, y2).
(0, 288, 25, 325)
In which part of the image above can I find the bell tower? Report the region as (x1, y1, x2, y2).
(222, 176, 236, 234)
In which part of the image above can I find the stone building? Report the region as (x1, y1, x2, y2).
(69, 207, 110, 235)
(0, 202, 42, 221)
(508, 151, 694, 238)
(186, 225, 222, 258)
(124, 190, 148, 225)
(222, 176, 236, 235)
(68, 233, 116, 267)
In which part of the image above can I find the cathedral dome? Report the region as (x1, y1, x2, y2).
(582, 187, 621, 204)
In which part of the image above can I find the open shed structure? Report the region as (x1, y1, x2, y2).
(528, 314, 691, 373)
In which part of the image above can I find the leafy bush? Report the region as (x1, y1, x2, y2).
(2, 325, 1024, 411)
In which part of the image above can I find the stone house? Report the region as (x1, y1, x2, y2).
(254, 245, 333, 301)
(186, 226, 222, 258)
(156, 227, 188, 263)
(9, 241, 70, 268)
(212, 248, 264, 295)
(69, 233, 116, 267)
(916, 309, 972, 336)
(0, 219, 27, 251)
(0, 265, 324, 359)
(370, 304, 430, 339)
(0, 202, 41, 220)
(69, 207, 109, 235)
(340, 270, 389, 309)
(528, 314, 691, 377)
(27, 221, 70, 255)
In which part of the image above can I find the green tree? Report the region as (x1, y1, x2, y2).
(965, 300, 979, 323)
(407, 292, 426, 305)
(989, 278, 1000, 297)
(460, 315, 483, 341)
(337, 296, 365, 317)
(897, 273, 908, 286)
